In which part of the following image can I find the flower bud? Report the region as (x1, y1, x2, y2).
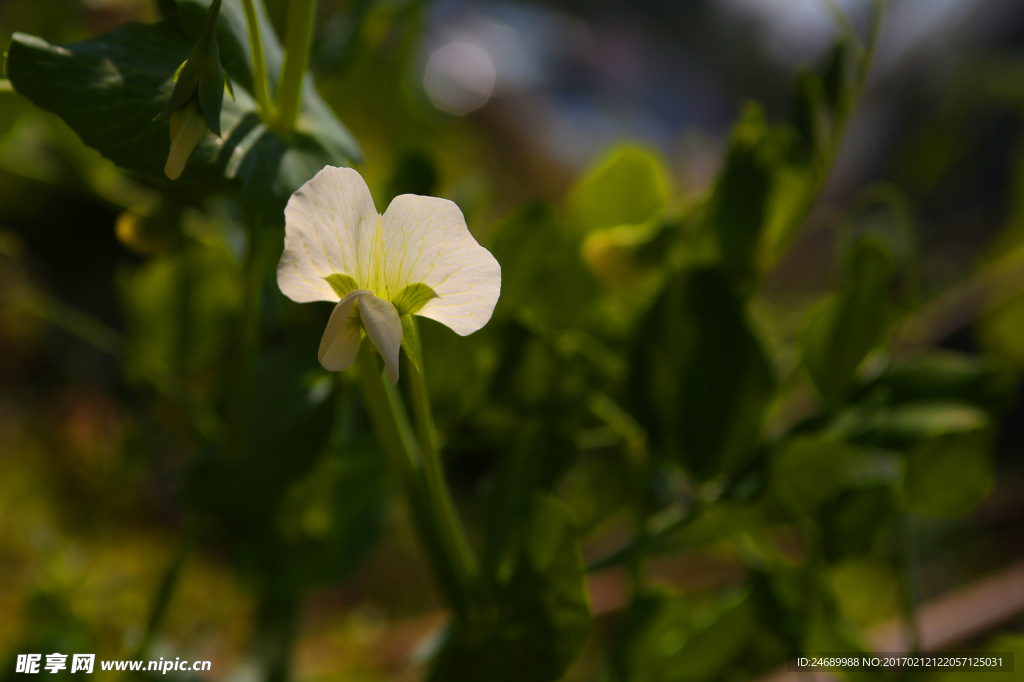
(153, 0, 226, 180)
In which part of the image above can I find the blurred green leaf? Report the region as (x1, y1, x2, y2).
(771, 436, 901, 513)
(430, 494, 593, 682)
(901, 428, 994, 517)
(703, 105, 775, 294)
(819, 488, 895, 561)
(489, 202, 598, 330)
(800, 236, 894, 405)
(828, 558, 900, 628)
(804, 591, 894, 682)
(120, 242, 240, 378)
(565, 144, 671, 234)
(5, 0, 360, 223)
(827, 401, 989, 448)
(862, 351, 1014, 415)
(614, 589, 754, 682)
(628, 267, 774, 480)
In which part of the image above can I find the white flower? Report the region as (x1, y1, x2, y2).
(277, 166, 501, 384)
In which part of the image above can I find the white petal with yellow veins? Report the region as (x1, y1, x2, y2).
(357, 293, 403, 385)
(318, 289, 372, 372)
(278, 167, 378, 304)
(379, 194, 501, 336)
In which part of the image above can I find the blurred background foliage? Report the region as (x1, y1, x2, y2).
(3, 0, 1024, 681)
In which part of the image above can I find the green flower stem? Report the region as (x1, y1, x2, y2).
(273, 0, 317, 134)
(405, 320, 479, 585)
(239, 0, 273, 119)
(355, 343, 473, 618)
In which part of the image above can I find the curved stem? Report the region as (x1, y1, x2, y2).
(405, 321, 478, 585)
(355, 343, 473, 617)
(240, 0, 273, 119)
(274, 0, 317, 134)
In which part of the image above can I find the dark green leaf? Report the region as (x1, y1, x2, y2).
(627, 267, 774, 480)
(429, 494, 593, 682)
(703, 104, 775, 295)
(6, 0, 360, 224)
(800, 236, 894, 405)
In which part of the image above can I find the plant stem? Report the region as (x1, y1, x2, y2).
(405, 320, 478, 585)
(224, 218, 266, 458)
(239, 0, 273, 119)
(274, 0, 317, 134)
(354, 343, 473, 617)
(131, 519, 202, 660)
(899, 513, 921, 655)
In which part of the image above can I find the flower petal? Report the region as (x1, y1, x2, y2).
(278, 166, 379, 304)
(357, 293, 402, 385)
(379, 195, 501, 336)
(318, 289, 372, 372)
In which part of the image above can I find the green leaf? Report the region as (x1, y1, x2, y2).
(489, 202, 598, 330)
(429, 494, 593, 682)
(120, 242, 241, 378)
(613, 589, 754, 682)
(819, 488, 896, 561)
(627, 267, 774, 480)
(5, 0, 360, 224)
(826, 401, 990, 448)
(863, 351, 1014, 415)
(902, 428, 994, 517)
(800, 236, 894, 405)
(771, 436, 901, 514)
(703, 104, 775, 295)
(565, 143, 672, 233)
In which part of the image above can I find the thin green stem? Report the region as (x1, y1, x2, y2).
(240, 0, 273, 119)
(899, 513, 920, 655)
(130, 519, 202, 661)
(274, 0, 317, 134)
(405, 320, 478, 584)
(224, 218, 266, 458)
(354, 343, 473, 618)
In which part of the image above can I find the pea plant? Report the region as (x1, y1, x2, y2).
(4, 0, 1017, 680)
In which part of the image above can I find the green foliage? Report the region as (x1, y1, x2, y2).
(565, 144, 672, 233)
(902, 428, 994, 517)
(430, 494, 593, 682)
(800, 236, 895, 405)
(120, 242, 241, 377)
(489, 202, 598, 330)
(5, 0, 360, 223)
(703, 105, 775, 294)
(614, 589, 755, 682)
(628, 267, 774, 479)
